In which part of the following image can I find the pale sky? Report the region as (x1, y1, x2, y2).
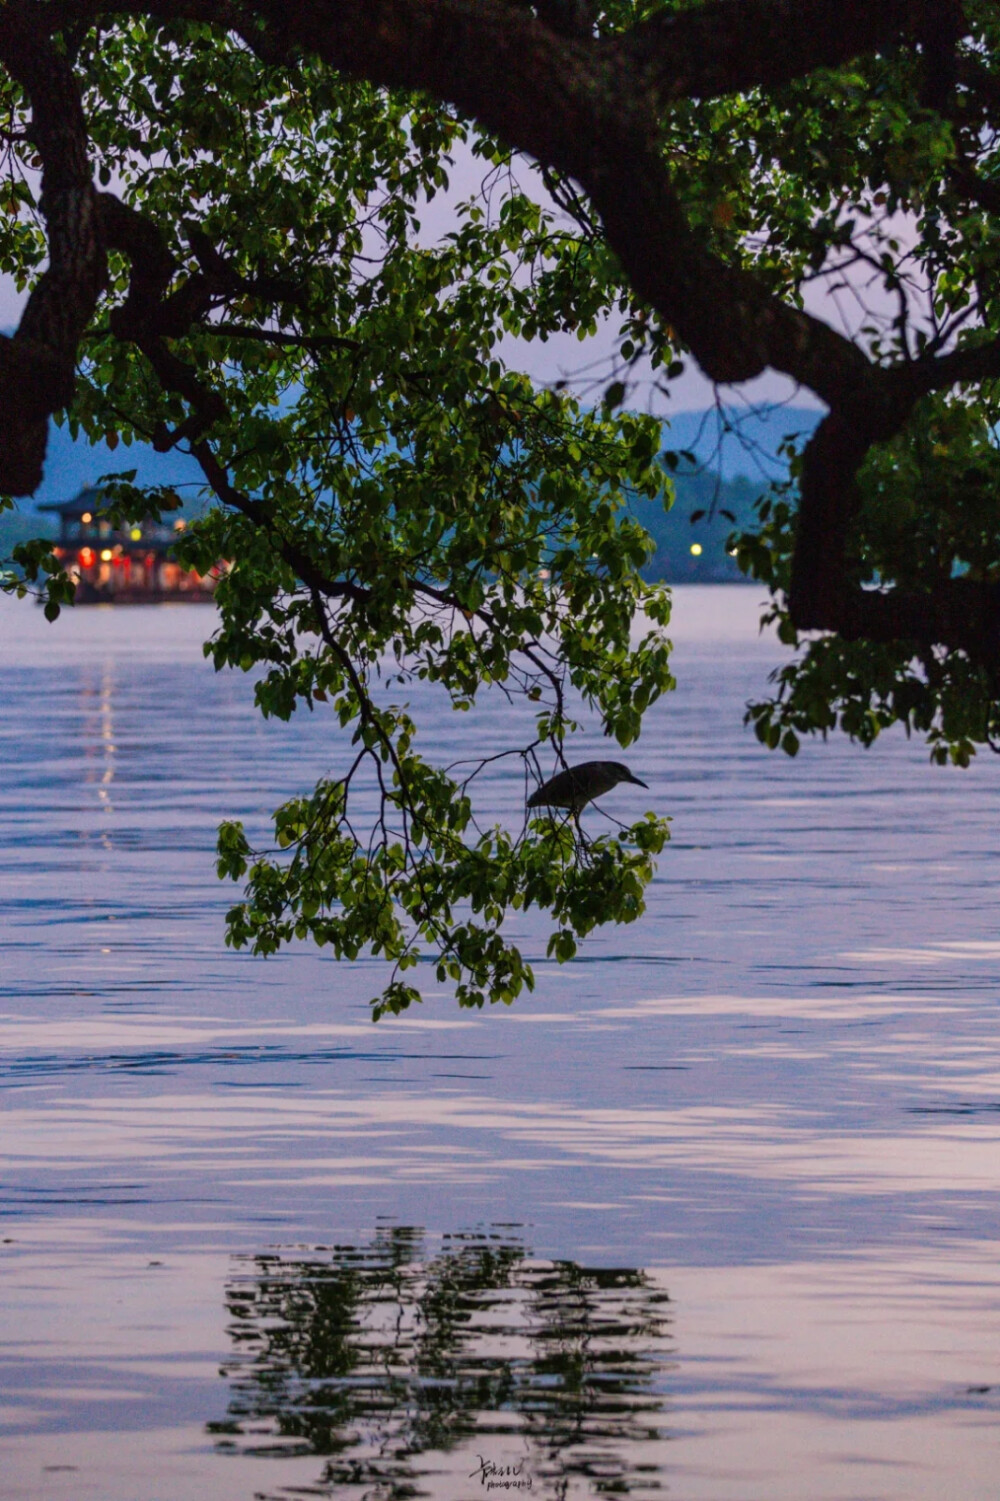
(20, 130, 943, 476)
(0, 270, 818, 415)
(0, 135, 835, 424)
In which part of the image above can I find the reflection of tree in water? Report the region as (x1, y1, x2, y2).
(209, 1224, 672, 1498)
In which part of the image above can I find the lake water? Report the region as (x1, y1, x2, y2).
(3, 586, 1000, 1501)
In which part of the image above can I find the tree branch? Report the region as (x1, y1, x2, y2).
(10, 0, 992, 674)
(205, 321, 361, 352)
(623, 0, 962, 102)
(0, 1, 104, 493)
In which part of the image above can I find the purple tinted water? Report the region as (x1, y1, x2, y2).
(3, 588, 1000, 1500)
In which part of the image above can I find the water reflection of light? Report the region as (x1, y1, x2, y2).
(843, 941, 1000, 965)
(98, 670, 115, 812)
(80, 666, 117, 799)
(8, 1085, 1000, 1204)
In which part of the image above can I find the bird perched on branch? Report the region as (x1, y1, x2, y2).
(527, 760, 648, 815)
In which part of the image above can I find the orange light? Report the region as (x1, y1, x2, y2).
(78, 547, 96, 568)
(81, 511, 93, 524)
(100, 548, 113, 562)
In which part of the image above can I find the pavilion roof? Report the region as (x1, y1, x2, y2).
(37, 486, 103, 518)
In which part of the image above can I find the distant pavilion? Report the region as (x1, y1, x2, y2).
(39, 487, 219, 603)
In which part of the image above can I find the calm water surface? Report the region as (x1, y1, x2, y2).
(3, 588, 1000, 1500)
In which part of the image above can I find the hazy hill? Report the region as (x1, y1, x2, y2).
(639, 404, 820, 582)
(636, 470, 769, 583)
(1, 405, 822, 582)
(660, 404, 821, 478)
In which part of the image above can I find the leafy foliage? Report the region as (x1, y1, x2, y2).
(5, 1, 1000, 1009)
(739, 402, 1000, 767)
(638, 1, 1000, 767)
(1, 21, 673, 1014)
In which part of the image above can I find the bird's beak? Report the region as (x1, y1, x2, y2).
(628, 773, 648, 788)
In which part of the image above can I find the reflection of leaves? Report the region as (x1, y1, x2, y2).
(211, 1225, 672, 1498)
